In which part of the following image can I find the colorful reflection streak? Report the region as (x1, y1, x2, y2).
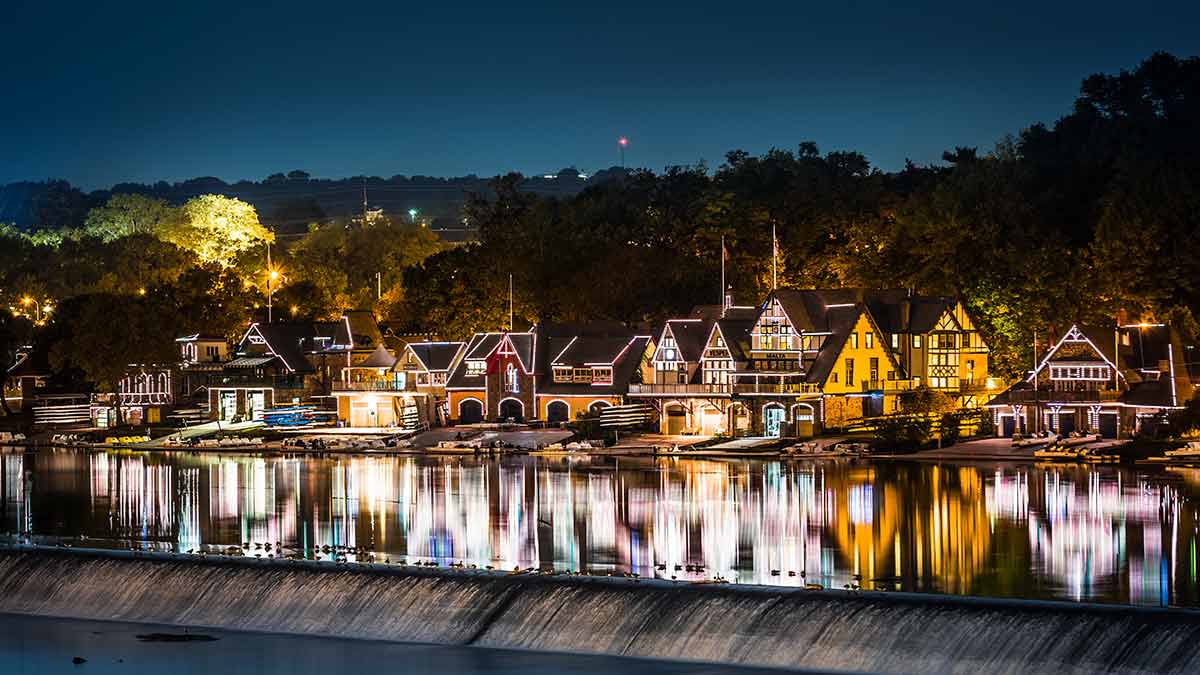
(3, 448, 1200, 607)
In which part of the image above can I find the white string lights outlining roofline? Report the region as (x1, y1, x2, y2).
(1026, 325, 1126, 384)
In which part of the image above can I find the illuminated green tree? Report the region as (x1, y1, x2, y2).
(82, 193, 178, 242)
(287, 216, 443, 318)
(163, 195, 274, 268)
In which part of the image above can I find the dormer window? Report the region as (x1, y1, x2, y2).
(466, 360, 486, 376)
(553, 366, 572, 383)
(592, 367, 613, 385)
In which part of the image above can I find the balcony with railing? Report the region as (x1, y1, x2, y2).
(213, 375, 307, 390)
(1007, 388, 1121, 404)
(627, 383, 731, 396)
(732, 382, 822, 395)
(332, 379, 411, 393)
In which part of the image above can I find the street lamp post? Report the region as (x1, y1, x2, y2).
(618, 137, 628, 168)
(267, 269, 279, 323)
(21, 296, 40, 323)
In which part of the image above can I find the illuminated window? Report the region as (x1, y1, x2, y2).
(851, 333, 859, 349)
(506, 364, 520, 392)
(845, 358, 854, 387)
(466, 360, 485, 376)
(913, 335, 922, 349)
(592, 367, 613, 385)
(865, 332, 873, 349)
(891, 334, 899, 349)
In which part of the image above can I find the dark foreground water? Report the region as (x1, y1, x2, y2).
(3, 447, 1199, 607)
(0, 613, 787, 675)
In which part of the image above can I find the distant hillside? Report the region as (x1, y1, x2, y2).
(0, 167, 630, 235)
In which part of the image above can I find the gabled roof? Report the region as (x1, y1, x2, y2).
(446, 331, 535, 389)
(343, 310, 383, 350)
(1029, 325, 1124, 383)
(505, 333, 536, 373)
(859, 291, 958, 334)
(353, 343, 397, 369)
(241, 322, 318, 373)
(464, 333, 504, 360)
(550, 335, 638, 366)
(539, 335, 651, 396)
(803, 305, 864, 384)
(658, 319, 712, 363)
(704, 317, 754, 364)
(404, 342, 466, 372)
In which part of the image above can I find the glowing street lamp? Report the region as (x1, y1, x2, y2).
(618, 136, 629, 168)
(408, 208, 419, 224)
(20, 296, 43, 322)
(266, 268, 281, 323)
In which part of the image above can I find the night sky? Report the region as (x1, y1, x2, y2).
(3, 0, 1197, 190)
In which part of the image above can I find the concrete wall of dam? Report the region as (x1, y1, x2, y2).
(1, 548, 1198, 674)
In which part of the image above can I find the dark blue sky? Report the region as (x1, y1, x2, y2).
(3, 0, 1197, 190)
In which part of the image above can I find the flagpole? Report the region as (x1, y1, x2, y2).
(771, 223, 778, 291)
(508, 274, 513, 332)
(720, 235, 726, 311)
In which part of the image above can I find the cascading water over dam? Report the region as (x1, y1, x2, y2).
(1, 549, 1198, 674)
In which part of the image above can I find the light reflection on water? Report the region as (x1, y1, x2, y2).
(2, 448, 1198, 607)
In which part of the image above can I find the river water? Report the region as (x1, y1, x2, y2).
(2, 447, 1197, 607)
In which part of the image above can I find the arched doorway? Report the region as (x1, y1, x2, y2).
(588, 400, 611, 417)
(499, 398, 524, 422)
(546, 400, 570, 424)
(731, 404, 750, 434)
(664, 403, 687, 435)
(458, 398, 483, 425)
(699, 404, 726, 435)
(791, 403, 816, 438)
(763, 403, 786, 437)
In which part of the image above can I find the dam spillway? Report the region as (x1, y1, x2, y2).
(1, 549, 1199, 673)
